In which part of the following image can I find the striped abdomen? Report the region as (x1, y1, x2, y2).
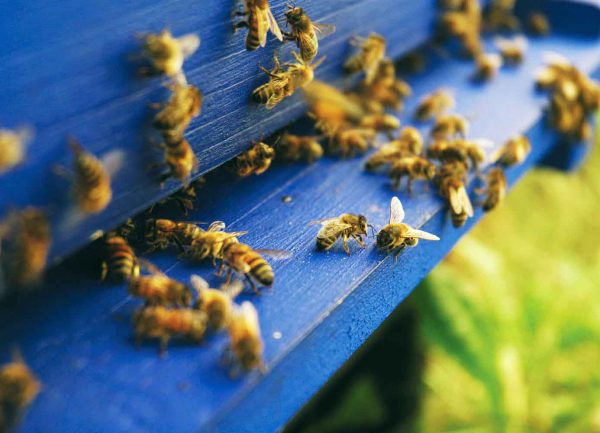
(451, 210, 468, 228)
(104, 236, 139, 282)
(252, 81, 286, 106)
(165, 138, 196, 180)
(298, 31, 318, 62)
(246, 6, 268, 50)
(74, 153, 111, 213)
(246, 250, 273, 286)
(316, 226, 341, 251)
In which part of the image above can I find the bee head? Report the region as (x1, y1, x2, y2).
(376, 226, 393, 248)
(356, 215, 368, 235)
(285, 6, 303, 25)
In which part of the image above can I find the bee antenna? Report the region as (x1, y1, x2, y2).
(67, 135, 83, 155)
(367, 224, 377, 237)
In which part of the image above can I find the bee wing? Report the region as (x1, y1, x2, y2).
(208, 221, 226, 232)
(486, 53, 503, 68)
(266, 8, 283, 42)
(222, 280, 244, 299)
(238, 301, 261, 338)
(448, 187, 463, 215)
(140, 259, 166, 276)
(254, 249, 293, 260)
(404, 227, 440, 241)
(308, 217, 340, 226)
(222, 231, 248, 239)
(471, 138, 494, 148)
(190, 274, 209, 293)
(389, 196, 405, 224)
(317, 222, 353, 240)
(313, 22, 336, 39)
(458, 187, 474, 217)
(542, 51, 571, 67)
(101, 149, 125, 178)
(302, 80, 366, 121)
(177, 33, 201, 58)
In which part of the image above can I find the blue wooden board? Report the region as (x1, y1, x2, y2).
(1, 4, 599, 428)
(0, 0, 441, 269)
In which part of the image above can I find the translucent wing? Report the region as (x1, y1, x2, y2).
(486, 53, 503, 68)
(471, 138, 494, 148)
(140, 259, 166, 276)
(404, 228, 440, 241)
(309, 217, 340, 226)
(239, 301, 261, 338)
(266, 8, 283, 42)
(255, 249, 293, 260)
(542, 51, 571, 67)
(208, 221, 226, 232)
(458, 187, 474, 217)
(177, 33, 201, 58)
(221, 231, 248, 239)
(222, 280, 244, 299)
(190, 274, 209, 293)
(448, 187, 462, 214)
(101, 149, 125, 178)
(313, 22, 336, 39)
(389, 196, 405, 224)
(317, 223, 352, 240)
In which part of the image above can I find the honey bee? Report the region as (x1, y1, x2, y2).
(190, 275, 244, 331)
(359, 114, 401, 138)
(414, 89, 455, 121)
(329, 127, 377, 157)
(473, 53, 503, 81)
(133, 306, 208, 354)
(0, 208, 51, 287)
(129, 264, 193, 307)
(144, 218, 205, 252)
(234, 0, 283, 51)
(225, 301, 265, 375)
(283, 6, 336, 62)
(358, 59, 412, 110)
(153, 177, 205, 215)
(101, 234, 140, 283)
(184, 222, 247, 265)
(230, 141, 275, 176)
(492, 134, 531, 167)
(428, 138, 489, 172)
(495, 36, 527, 65)
(365, 128, 423, 171)
(253, 52, 326, 109)
(152, 80, 203, 137)
(0, 350, 40, 432)
(277, 133, 324, 163)
(435, 161, 474, 228)
(388, 156, 437, 193)
(139, 29, 200, 77)
(157, 135, 198, 184)
(310, 213, 369, 254)
(478, 167, 507, 211)
(376, 197, 440, 259)
(431, 114, 469, 140)
(220, 242, 290, 291)
(0, 126, 33, 174)
(344, 33, 387, 85)
(68, 137, 121, 214)
(527, 12, 550, 36)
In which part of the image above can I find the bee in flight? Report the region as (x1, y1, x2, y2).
(229, 141, 276, 177)
(129, 263, 193, 307)
(133, 305, 208, 355)
(101, 234, 140, 283)
(152, 80, 203, 140)
(190, 275, 244, 331)
(344, 33, 387, 85)
(233, 0, 283, 51)
(0, 126, 33, 174)
(477, 167, 507, 211)
(224, 301, 265, 376)
(0, 350, 40, 432)
(138, 29, 200, 78)
(283, 6, 336, 62)
(277, 133, 324, 163)
(376, 197, 440, 259)
(253, 52, 326, 109)
(311, 213, 371, 254)
(435, 161, 474, 228)
(492, 134, 531, 167)
(414, 89, 455, 121)
(0, 207, 51, 287)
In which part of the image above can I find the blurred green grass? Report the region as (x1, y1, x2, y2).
(416, 124, 600, 433)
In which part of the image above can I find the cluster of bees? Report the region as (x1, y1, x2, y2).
(483, 0, 550, 35)
(0, 352, 40, 433)
(536, 53, 600, 142)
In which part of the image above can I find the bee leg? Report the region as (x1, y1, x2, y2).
(342, 234, 351, 255)
(233, 20, 249, 33)
(100, 262, 108, 281)
(353, 234, 366, 248)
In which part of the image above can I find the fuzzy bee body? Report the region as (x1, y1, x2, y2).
(236, 0, 283, 51)
(140, 30, 199, 77)
(191, 275, 243, 331)
(329, 127, 376, 157)
(102, 235, 140, 283)
(153, 82, 202, 134)
(344, 33, 386, 84)
(184, 222, 246, 265)
(435, 161, 474, 228)
(129, 275, 193, 307)
(230, 142, 275, 177)
(226, 302, 264, 374)
(480, 167, 507, 211)
(284, 7, 335, 62)
(144, 219, 204, 252)
(388, 156, 436, 192)
(0, 127, 32, 174)
(0, 353, 40, 432)
(277, 133, 323, 163)
(162, 136, 198, 183)
(431, 114, 469, 140)
(415, 89, 455, 121)
(494, 134, 531, 167)
(221, 242, 274, 288)
(313, 213, 368, 254)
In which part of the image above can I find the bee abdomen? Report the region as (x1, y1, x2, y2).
(77, 155, 103, 188)
(246, 11, 261, 51)
(252, 83, 276, 103)
(451, 211, 468, 228)
(316, 235, 337, 251)
(248, 256, 274, 286)
(344, 55, 365, 73)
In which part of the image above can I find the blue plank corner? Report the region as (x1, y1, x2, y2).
(0, 1, 599, 433)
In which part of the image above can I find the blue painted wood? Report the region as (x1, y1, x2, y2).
(1, 4, 599, 428)
(0, 0, 440, 268)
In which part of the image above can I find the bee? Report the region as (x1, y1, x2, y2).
(234, 0, 283, 51)
(527, 12, 550, 36)
(133, 306, 208, 354)
(435, 161, 474, 228)
(0, 350, 40, 432)
(283, 6, 336, 62)
(376, 197, 440, 259)
(358, 59, 412, 111)
(344, 33, 387, 85)
(359, 114, 401, 138)
(329, 127, 377, 157)
(68, 137, 120, 214)
(0, 208, 51, 287)
(153, 177, 205, 215)
(310, 213, 369, 254)
(144, 218, 205, 252)
(220, 242, 290, 291)
(152, 80, 202, 137)
(156, 135, 198, 184)
(365, 128, 423, 171)
(190, 275, 244, 331)
(431, 114, 469, 140)
(0, 126, 33, 174)
(230, 142, 275, 177)
(495, 36, 527, 66)
(414, 89, 455, 121)
(492, 134, 531, 167)
(473, 53, 503, 81)
(478, 167, 507, 211)
(139, 29, 200, 77)
(388, 156, 437, 193)
(184, 222, 247, 265)
(101, 234, 140, 283)
(225, 301, 265, 375)
(277, 133, 323, 163)
(129, 264, 193, 307)
(253, 53, 326, 109)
